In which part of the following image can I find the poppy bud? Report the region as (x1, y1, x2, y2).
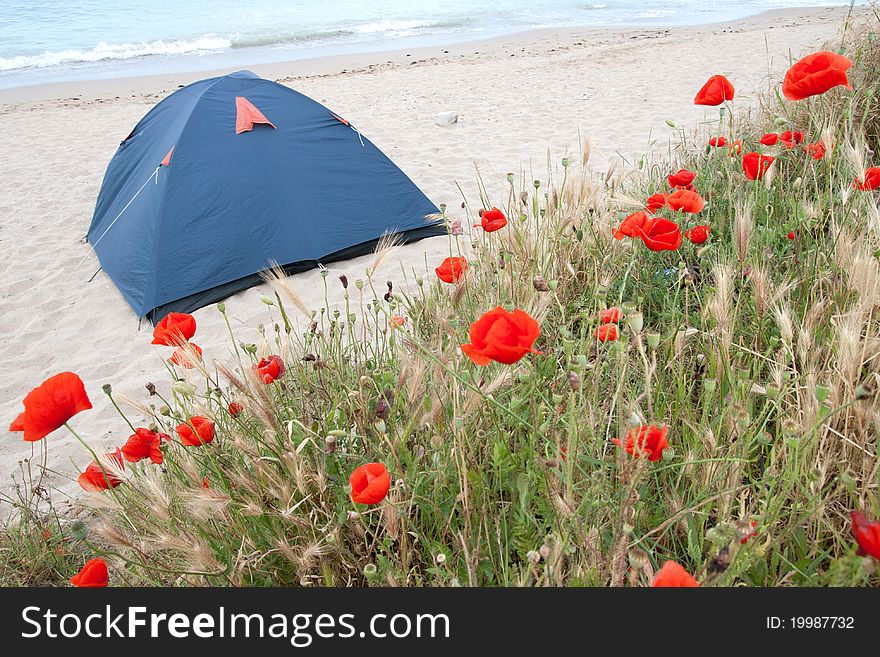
(435, 552, 447, 564)
(439, 203, 447, 214)
(856, 384, 875, 400)
(145, 382, 156, 396)
(355, 279, 364, 290)
(416, 275, 424, 286)
(815, 384, 831, 403)
(102, 383, 112, 395)
(375, 397, 390, 419)
(561, 157, 570, 168)
(324, 435, 337, 453)
(339, 274, 348, 289)
(527, 550, 541, 564)
(260, 295, 274, 305)
(363, 563, 378, 577)
(506, 172, 515, 183)
(548, 279, 558, 291)
(568, 371, 580, 390)
(533, 179, 541, 189)
(320, 269, 328, 278)
(159, 405, 171, 416)
(646, 332, 661, 349)
(217, 302, 226, 313)
(533, 274, 550, 292)
(172, 381, 195, 396)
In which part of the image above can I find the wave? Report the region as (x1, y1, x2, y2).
(0, 36, 232, 72)
(0, 18, 473, 72)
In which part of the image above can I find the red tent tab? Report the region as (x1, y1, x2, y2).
(235, 96, 276, 134)
(160, 146, 174, 166)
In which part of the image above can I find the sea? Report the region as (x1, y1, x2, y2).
(0, 0, 862, 88)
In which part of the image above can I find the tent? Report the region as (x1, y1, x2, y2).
(87, 70, 443, 323)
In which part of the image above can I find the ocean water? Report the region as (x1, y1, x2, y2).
(0, 0, 860, 88)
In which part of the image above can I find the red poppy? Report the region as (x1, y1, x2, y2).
(599, 307, 622, 323)
(151, 312, 196, 346)
(633, 217, 683, 252)
(684, 225, 711, 244)
(255, 355, 285, 384)
(739, 521, 759, 544)
(851, 510, 880, 559)
(787, 231, 796, 240)
(803, 141, 826, 160)
(742, 152, 775, 180)
(779, 130, 805, 148)
(229, 401, 244, 416)
(708, 136, 727, 147)
(70, 558, 109, 588)
(666, 189, 704, 214)
(644, 194, 668, 214)
(694, 74, 735, 105)
(595, 324, 619, 342)
(854, 167, 880, 190)
(614, 210, 653, 239)
(474, 207, 507, 232)
(78, 449, 125, 492)
(9, 372, 92, 442)
(176, 416, 215, 447)
(435, 256, 468, 283)
(390, 315, 405, 328)
(652, 560, 700, 587)
(727, 140, 742, 156)
(169, 342, 203, 368)
(121, 427, 168, 464)
(350, 462, 391, 505)
(460, 307, 541, 366)
(782, 51, 853, 101)
(760, 133, 779, 146)
(613, 424, 669, 462)
(666, 169, 696, 188)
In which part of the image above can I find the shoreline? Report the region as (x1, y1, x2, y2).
(0, 6, 858, 105)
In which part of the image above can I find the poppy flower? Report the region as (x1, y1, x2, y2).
(694, 74, 735, 105)
(169, 342, 203, 368)
(850, 510, 880, 559)
(666, 189, 705, 214)
(228, 401, 244, 416)
(255, 355, 285, 384)
(390, 316, 405, 328)
(435, 256, 468, 284)
(612, 424, 669, 462)
(644, 194, 668, 214)
(474, 207, 507, 232)
(651, 560, 700, 587)
(78, 449, 125, 492)
(854, 167, 880, 190)
(727, 140, 742, 156)
(633, 217, 683, 252)
(350, 462, 391, 505)
(708, 136, 727, 147)
(121, 427, 168, 464)
(759, 133, 778, 146)
(803, 141, 826, 160)
(599, 307, 623, 323)
(460, 307, 541, 366)
(595, 324, 619, 342)
(614, 210, 653, 239)
(779, 130, 805, 148)
(667, 169, 696, 188)
(9, 372, 92, 442)
(782, 51, 853, 101)
(742, 152, 775, 180)
(151, 312, 196, 346)
(176, 416, 215, 446)
(684, 225, 711, 244)
(739, 521, 759, 544)
(70, 558, 109, 588)
(787, 231, 796, 240)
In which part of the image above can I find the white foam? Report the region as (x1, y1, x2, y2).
(0, 36, 232, 72)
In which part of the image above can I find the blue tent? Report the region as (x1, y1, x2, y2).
(88, 70, 443, 323)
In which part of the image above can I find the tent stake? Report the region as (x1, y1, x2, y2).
(88, 267, 102, 283)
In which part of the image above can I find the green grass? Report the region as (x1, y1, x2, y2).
(2, 7, 879, 587)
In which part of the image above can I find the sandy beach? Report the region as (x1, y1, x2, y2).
(0, 5, 866, 512)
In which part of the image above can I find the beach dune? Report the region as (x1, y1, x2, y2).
(0, 6, 863, 512)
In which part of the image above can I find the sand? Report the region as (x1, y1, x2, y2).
(0, 6, 864, 514)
